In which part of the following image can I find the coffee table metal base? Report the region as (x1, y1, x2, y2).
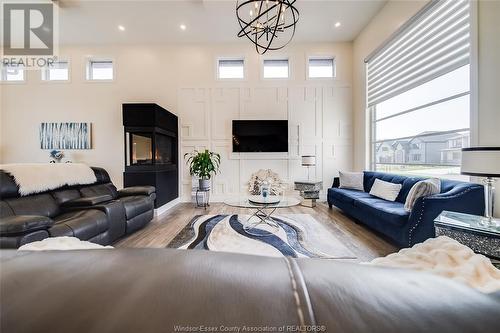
(243, 206, 280, 236)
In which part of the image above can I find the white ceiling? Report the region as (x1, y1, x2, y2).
(55, 0, 386, 45)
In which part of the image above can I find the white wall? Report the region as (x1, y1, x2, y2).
(0, 42, 354, 202)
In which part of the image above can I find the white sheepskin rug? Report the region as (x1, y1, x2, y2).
(0, 163, 97, 196)
(18, 237, 113, 251)
(369, 236, 500, 293)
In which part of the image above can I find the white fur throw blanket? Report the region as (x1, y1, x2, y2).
(0, 163, 97, 196)
(18, 237, 113, 251)
(369, 236, 500, 293)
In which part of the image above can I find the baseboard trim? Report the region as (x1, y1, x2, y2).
(155, 198, 181, 217)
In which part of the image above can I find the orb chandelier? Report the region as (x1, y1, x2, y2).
(236, 0, 299, 54)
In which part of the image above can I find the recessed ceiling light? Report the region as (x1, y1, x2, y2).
(180, 24, 187, 31)
(334, 22, 341, 28)
(118, 25, 125, 31)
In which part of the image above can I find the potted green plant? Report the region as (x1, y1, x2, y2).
(184, 149, 221, 190)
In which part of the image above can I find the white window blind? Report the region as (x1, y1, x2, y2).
(365, 0, 470, 107)
(42, 60, 69, 81)
(1, 66, 24, 81)
(218, 59, 244, 79)
(87, 60, 114, 80)
(263, 59, 289, 78)
(308, 58, 335, 78)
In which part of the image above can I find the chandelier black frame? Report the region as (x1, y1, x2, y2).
(236, 0, 299, 54)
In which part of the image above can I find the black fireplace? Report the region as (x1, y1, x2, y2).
(123, 103, 179, 208)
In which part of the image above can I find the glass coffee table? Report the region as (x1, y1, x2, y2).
(224, 196, 300, 236)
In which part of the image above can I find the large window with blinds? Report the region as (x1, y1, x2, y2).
(366, 0, 471, 179)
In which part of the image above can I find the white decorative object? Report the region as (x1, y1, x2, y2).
(339, 171, 364, 191)
(248, 169, 286, 196)
(369, 179, 402, 202)
(0, 163, 97, 196)
(404, 178, 441, 211)
(368, 236, 500, 293)
(461, 147, 500, 224)
(18, 237, 113, 251)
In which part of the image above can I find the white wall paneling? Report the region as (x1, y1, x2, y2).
(180, 85, 353, 201)
(179, 88, 210, 141)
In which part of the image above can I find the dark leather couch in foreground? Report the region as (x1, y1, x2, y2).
(328, 171, 485, 247)
(0, 167, 155, 248)
(1, 249, 499, 333)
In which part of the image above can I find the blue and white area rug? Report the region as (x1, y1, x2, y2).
(167, 214, 356, 259)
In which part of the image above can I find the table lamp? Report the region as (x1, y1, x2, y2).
(461, 147, 500, 225)
(301, 155, 316, 181)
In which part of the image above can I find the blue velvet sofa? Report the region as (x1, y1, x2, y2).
(327, 171, 485, 247)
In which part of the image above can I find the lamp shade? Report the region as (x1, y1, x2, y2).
(301, 155, 316, 166)
(461, 147, 500, 177)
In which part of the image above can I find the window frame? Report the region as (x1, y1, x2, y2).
(369, 66, 471, 175)
(41, 59, 70, 82)
(306, 56, 336, 80)
(216, 57, 246, 81)
(85, 57, 115, 82)
(261, 57, 290, 80)
(0, 65, 26, 84)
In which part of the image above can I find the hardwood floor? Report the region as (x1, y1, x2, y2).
(115, 201, 397, 262)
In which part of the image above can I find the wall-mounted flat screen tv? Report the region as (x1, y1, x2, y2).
(232, 120, 288, 152)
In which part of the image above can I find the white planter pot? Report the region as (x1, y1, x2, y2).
(199, 178, 211, 190)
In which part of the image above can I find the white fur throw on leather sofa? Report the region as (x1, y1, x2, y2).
(369, 236, 500, 293)
(18, 237, 113, 251)
(0, 163, 97, 196)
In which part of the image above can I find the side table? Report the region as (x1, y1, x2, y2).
(434, 210, 500, 260)
(294, 180, 323, 207)
(195, 187, 210, 209)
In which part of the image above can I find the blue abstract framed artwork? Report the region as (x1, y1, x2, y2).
(39, 123, 92, 149)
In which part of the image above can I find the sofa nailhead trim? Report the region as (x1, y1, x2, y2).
(407, 187, 475, 247)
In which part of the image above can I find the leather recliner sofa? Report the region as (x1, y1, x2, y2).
(1, 249, 499, 333)
(0, 167, 155, 248)
(328, 171, 485, 247)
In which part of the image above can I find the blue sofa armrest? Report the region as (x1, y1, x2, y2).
(406, 184, 485, 246)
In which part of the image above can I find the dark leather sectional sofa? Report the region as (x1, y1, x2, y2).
(0, 167, 155, 248)
(1, 249, 499, 332)
(328, 171, 485, 247)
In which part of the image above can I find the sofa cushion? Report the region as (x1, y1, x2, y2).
(364, 172, 426, 203)
(118, 196, 154, 220)
(353, 197, 410, 226)
(4, 193, 60, 218)
(339, 171, 364, 191)
(328, 188, 372, 205)
(50, 210, 108, 240)
(80, 183, 118, 199)
(0, 215, 53, 235)
(0, 201, 14, 218)
(51, 189, 81, 205)
(369, 179, 402, 202)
